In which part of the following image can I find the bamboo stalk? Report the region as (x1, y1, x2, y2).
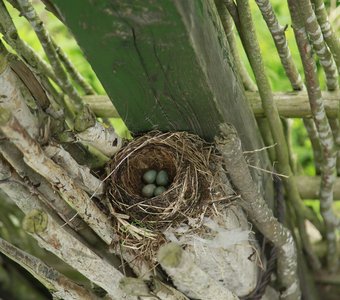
(288, 0, 339, 272)
(255, 0, 303, 90)
(216, 124, 300, 300)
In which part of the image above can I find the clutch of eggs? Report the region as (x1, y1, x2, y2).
(142, 169, 169, 197)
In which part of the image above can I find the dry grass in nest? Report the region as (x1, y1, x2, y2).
(106, 131, 233, 261)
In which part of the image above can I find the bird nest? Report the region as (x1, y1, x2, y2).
(106, 131, 232, 258)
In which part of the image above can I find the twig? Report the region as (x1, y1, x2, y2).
(52, 40, 96, 95)
(216, 1, 257, 91)
(216, 124, 300, 300)
(303, 118, 322, 175)
(0, 0, 56, 81)
(0, 237, 98, 300)
(255, 0, 303, 90)
(288, 0, 339, 272)
(312, 0, 340, 73)
(16, 0, 95, 132)
(298, 0, 338, 91)
(247, 164, 289, 178)
(235, 0, 323, 248)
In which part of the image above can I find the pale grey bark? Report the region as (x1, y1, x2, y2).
(158, 243, 239, 300)
(216, 0, 258, 92)
(288, 0, 339, 272)
(235, 0, 321, 251)
(45, 144, 104, 195)
(303, 118, 322, 174)
(0, 111, 115, 245)
(255, 0, 303, 90)
(0, 0, 56, 81)
(312, 0, 340, 73)
(16, 0, 95, 132)
(0, 158, 132, 299)
(298, 0, 339, 91)
(0, 237, 98, 300)
(216, 124, 300, 300)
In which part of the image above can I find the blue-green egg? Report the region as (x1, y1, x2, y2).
(154, 186, 166, 196)
(142, 169, 157, 184)
(156, 170, 169, 186)
(142, 184, 156, 198)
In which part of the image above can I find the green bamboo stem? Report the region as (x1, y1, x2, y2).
(255, 0, 303, 91)
(288, 0, 339, 272)
(304, 118, 322, 175)
(297, 218, 322, 271)
(224, 0, 241, 33)
(0, 0, 56, 81)
(216, 124, 301, 300)
(256, 118, 276, 162)
(52, 40, 96, 95)
(216, 0, 257, 92)
(312, 0, 340, 73)
(16, 0, 95, 132)
(298, 0, 339, 91)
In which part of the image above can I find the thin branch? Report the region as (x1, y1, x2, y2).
(16, 0, 95, 132)
(288, 0, 339, 272)
(235, 0, 323, 245)
(329, 118, 340, 176)
(297, 175, 340, 199)
(0, 0, 56, 81)
(0, 237, 98, 300)
(312, 0, 340, 73)
(52, 40, 96, 95)
(224, 0, 241, 32)
(216, 124, 300, 300)
(216, 0, 257, 91)
(255, 0, 303, 90)
(303, 118, 322, 175)
(298, 0, 339, 91)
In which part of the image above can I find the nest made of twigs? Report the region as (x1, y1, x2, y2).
(105, 131, 233, 260)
